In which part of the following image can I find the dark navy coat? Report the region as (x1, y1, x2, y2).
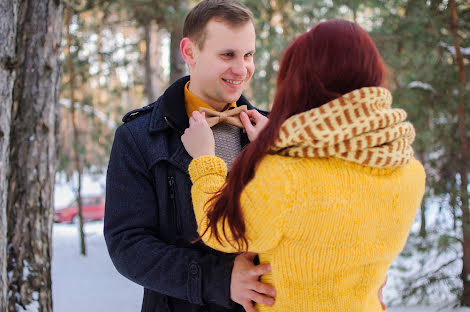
(104, 76, 262, 312)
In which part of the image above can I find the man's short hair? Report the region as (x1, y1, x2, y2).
(183, 0, 254, 49)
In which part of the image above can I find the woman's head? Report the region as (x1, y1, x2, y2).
(202, 19, 387, 250)
(271, 19, 386, 122)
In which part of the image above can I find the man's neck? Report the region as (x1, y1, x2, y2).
(187, 82, 226, 112)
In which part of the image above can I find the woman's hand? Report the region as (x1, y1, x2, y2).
(240, 110, 269, 142)
(181, 111, 215, 158)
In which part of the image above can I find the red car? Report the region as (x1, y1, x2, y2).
(54, 195, 105, 223)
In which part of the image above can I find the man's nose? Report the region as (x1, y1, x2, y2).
(231, 58, 248, 76)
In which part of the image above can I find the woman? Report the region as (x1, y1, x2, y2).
(181, 19, 425, 311)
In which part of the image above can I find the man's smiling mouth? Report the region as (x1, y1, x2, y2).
(222, 78, 242, 85)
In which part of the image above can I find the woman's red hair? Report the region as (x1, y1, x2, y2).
(202, 19, 387, 250)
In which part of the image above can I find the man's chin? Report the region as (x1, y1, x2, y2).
(224, 93, 243, 103)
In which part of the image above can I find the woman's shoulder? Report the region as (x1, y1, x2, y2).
(258, 155, 425, 179)
(396, 157, 426, 181)
(258, 154, 311, 172)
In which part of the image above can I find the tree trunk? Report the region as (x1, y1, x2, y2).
(144, 23, 155, 102)
(169, 24, 186, 84)
(151, 26, 162, 96)
(416, 151, 427, 239)
(276, 0, 289, 39)
(65, 7, 86, 256)
(419, 199, 427, 239)
(6, 0, 62, 311)
(0, 1, 18, 309)
(449, 0, 470, 306)
(450, 172, 458, 231)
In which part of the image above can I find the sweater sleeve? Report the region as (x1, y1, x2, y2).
(189, 155, 292, 253)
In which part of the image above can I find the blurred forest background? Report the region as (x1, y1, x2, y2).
(0, 0, 469, 311)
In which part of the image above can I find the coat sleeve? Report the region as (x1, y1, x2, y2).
(104, 125, 235, 308)
(188, 155, 293, 253)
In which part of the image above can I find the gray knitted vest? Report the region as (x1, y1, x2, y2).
(212, 123, 242, 171)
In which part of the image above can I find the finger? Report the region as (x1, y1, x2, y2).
(246, 109, 262, 122)
(191, 112, 201, 123)
(379, 276, 387, 288)
(195, 111, 209, 126)
(242, 252, 258, 261)
(250, 263, 271, 277)
(240, 112, 255, 133)
(189, 116, 195, 127)
(242, 301, 257, 312)
(195, 110, 204, 120)
(249, 290, 275, 306)
(200, 112, 210, 127)
(192, 110, 201, 118)
(252, 281, 276, 297)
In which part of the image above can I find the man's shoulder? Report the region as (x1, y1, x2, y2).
(122, 100, 160, 123)
(114, 100, 163, 146)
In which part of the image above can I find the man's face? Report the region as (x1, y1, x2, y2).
(188, 19, 256, 111)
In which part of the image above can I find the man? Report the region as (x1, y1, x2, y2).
(104, 1, 273, 312)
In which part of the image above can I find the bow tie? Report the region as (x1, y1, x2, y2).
(199, 105, 248, 128)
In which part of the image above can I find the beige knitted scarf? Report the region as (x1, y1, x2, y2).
(269, 87, 415, 168)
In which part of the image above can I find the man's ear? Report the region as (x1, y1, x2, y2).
(180, 37, 197, 67)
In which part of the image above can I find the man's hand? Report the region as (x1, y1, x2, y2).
(240, 110, 269, 142)
(231, 252, 276, 312)
(181, 111, 215, 158)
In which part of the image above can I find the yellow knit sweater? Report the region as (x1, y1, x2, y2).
(188, 87, 426, 312)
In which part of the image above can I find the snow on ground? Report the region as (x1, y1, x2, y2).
(52, 221, 470, 312)
(52, 222, 141, 312)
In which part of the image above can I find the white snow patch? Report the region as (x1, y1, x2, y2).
(52, 221, 142, 312)
(22, 259, 31, 281)
(15, 300, 39, 312)
(440, 42, 470, 55)
(408, 81, 436, 93)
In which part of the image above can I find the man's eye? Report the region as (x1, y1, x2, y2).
(222, 53, 233, 57)
(245, 53, 253, 57)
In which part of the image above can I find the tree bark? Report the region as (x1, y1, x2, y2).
(0, 1, 18, 310)
(144, 23, 155, 102)
(419, 199, 427, 239)
(169, 24, 186, 84)
(276, 0, 289, 39)
(449, 0, 470, 306)
(151, 26, 163, 96)
(65, 7, 86, 256)
(6, 0, 62, 311)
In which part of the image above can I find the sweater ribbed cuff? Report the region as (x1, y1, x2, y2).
(189, 155, 227, 182)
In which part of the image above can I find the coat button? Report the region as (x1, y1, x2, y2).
(189, 264, 199, 275)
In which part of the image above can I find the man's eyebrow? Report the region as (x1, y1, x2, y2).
(217, 49, 256, 54)
(218, 49, 235, 53)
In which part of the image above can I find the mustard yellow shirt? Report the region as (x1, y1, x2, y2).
(184, 81, 236, 118)
(189, 155, 426, 312)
